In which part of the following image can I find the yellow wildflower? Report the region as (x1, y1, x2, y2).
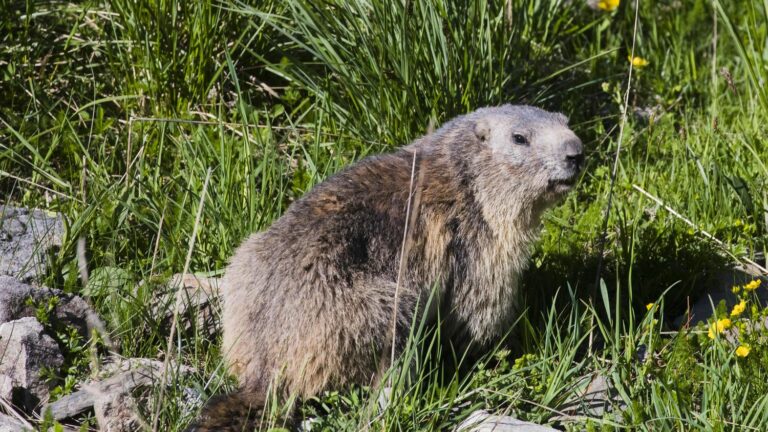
(744, 279, 762, 291)
(731, 285, 741, 294)
(597, 0, 620, 11)
(629, 56, 650, 68)
(735, 345, 751, 357)
(707, 318, 732, 339)
(646, 303, 654, 311)
(730, 300, 747, 317)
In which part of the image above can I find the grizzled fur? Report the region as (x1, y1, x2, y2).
(188, 105, 583, 431)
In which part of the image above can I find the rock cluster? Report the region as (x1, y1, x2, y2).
(0, 275, 202, 432)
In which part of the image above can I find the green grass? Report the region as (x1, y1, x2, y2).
(1, 0, 768, 430)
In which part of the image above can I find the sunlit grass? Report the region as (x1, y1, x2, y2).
(1, 0, 767, 430)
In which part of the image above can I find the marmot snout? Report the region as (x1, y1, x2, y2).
(189, 104, 583, 431)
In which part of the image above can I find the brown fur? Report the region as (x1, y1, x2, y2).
(187, 105, 583, 431)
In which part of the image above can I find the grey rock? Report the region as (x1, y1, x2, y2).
(581, 373, 611, 417)
(574, 373, 621, 417)
(552, 373, 625, 424)
(456, 410, 559, 432)
(0, 276, 107, 342)
(673, 268, 768, 328)
(94, 391, 141, 432)
(377, 386, 392, 412)
(0, 206, 64, 282)
(0, 317, 64, 411)
(155, 274, 221, 337)
(0, 413, 31, 432)
(722, 316, 768, 344)
(87, 272, 221, 340)
(180, 386, 203, 419)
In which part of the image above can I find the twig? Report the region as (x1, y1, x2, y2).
(632, 184, 767, 275)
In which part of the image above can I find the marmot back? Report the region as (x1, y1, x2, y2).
(189, 104, 584, 431)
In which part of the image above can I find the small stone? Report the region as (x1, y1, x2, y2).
(377, 386, 392, 412)
(0, 413, 31, 432)
(94, 391, 141, 432)
(585, 0, 602, 10)
(456, 410, 559, 432)
(0, 205, 64, 282)
(673, 268, 768, 328)
(0, 317, 64, 411)
(180, 386, 203, 418)
(300, 417, 320, 432)
(581, 373, 612, 417)
(155, 274, 221, 337)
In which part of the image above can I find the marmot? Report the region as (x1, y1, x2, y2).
(189, 105, 583, 430)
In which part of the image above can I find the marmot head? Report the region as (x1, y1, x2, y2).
(470, 104, 584, 203)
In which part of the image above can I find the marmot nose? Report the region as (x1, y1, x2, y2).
(563, 138, 584, 171)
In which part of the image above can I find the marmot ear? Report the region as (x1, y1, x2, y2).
(474, 119, 490, 142)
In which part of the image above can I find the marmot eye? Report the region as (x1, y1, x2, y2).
(513, 134, 528, 145)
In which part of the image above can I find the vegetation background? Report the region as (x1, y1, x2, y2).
(1, 0, 768, 430)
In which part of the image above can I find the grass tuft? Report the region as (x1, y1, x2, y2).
(1, 0, 767, 430)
